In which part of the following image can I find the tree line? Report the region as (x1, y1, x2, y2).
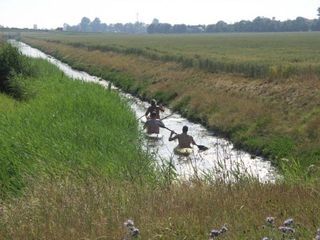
(64, 8, 320, 34)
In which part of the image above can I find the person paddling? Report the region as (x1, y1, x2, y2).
(169, 125, 197, 149)
(143, 112, 165, 134)
(145, 99, 164, 119)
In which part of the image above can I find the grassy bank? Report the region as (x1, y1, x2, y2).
(1, 174, 320, 239)
(0, 45, 156, 198)
(20, 34, 320, 169)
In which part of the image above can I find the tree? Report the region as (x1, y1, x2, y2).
(80, 17, 91, 32)
(318, 7, 320, 18)
(172, 24, 187, 33)
(91, 17, 102, 32)
(215, 21, 228, 32)
(152, 18, 160, 25)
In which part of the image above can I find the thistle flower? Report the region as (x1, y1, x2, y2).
(283, 218, 294, 227)
(266, 217, 275, 225)
(278, 226, 295, 234)
(262, 237, 270, 240)
(209, 229, 220, 238)
(130, 227, 140, 237)
(124, 219, 134, 228)
(220, 225, 228, 234)
(317, 228, 320, 235)
(315, 235, 320, 240)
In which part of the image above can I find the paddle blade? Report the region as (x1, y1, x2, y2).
(197, 145, 209, 151)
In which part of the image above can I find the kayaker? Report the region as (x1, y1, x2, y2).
(145, 99, 164, 119)
(143, 111, 165, 134)
(169, 125, 197, 148)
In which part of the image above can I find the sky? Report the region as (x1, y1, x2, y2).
(0, 0, 319, 29)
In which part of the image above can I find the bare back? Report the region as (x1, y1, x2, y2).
(176, 133, 195, 148)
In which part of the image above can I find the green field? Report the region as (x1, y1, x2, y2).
(23, 31, 320, 78)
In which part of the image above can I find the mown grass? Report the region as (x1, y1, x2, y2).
(20, 36, 320, 170)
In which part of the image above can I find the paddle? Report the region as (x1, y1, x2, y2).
(162, 126, 209, 151)
(137, 114, 145, 120)
(160, 112, 174, 121)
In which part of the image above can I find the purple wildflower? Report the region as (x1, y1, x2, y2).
(278, 226, 295, 234)
(220, 225, 228, 234)
(124, 219, 134, 228)
(283, 218, 294, 227)
(210, 229, 220, 238)
(266, 217, 275, 225)
(130, 227, 140, 237)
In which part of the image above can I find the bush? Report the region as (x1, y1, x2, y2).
(0, 43, 34, 99)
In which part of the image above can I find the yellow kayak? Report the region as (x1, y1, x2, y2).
(174, 147, 193, 156)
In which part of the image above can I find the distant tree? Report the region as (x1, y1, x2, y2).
(63, 23, 69, 31)
(205, 24, 216, 33)
(293, 17, 310, 31)
(215, 21, 228, 32)
(80, 17, 91, 32)
(233, 20, 252, 32)
(152, 18, 160, 25)
(318, 7, 320, 18)
(91, 17, 102, 32)
(113, 23, 124, 32)
(187, 25, 205, 33)
(311, 19, 320, 31)
(172, 24, 187, 33)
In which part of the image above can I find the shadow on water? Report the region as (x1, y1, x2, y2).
(10, 40, 278, 183)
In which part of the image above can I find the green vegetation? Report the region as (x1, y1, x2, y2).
(23, 32, 320, 78)
(19, 33, 320, 169)
(0, 45, 156, 198)
(0, 33, 320, 240)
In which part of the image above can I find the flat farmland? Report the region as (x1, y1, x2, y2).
(24, 32, 320, 78)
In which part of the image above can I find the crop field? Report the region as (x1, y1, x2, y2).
(23, 31, 320, 78)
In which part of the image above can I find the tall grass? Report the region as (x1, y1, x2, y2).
(1, 174, 320, 239)
(0, 54, 157, 198)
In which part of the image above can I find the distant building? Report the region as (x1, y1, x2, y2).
(33, 24, 37, 30)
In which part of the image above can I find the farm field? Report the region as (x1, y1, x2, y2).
(20, 32, 320, 168)
(23, 31, 320, 78)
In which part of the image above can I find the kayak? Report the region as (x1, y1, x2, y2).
(145, 133, 163, 140)
(174, 147, 193, 156)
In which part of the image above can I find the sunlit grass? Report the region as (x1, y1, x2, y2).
(1, 174, 320, 239)
(0, 57, 156, 198)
